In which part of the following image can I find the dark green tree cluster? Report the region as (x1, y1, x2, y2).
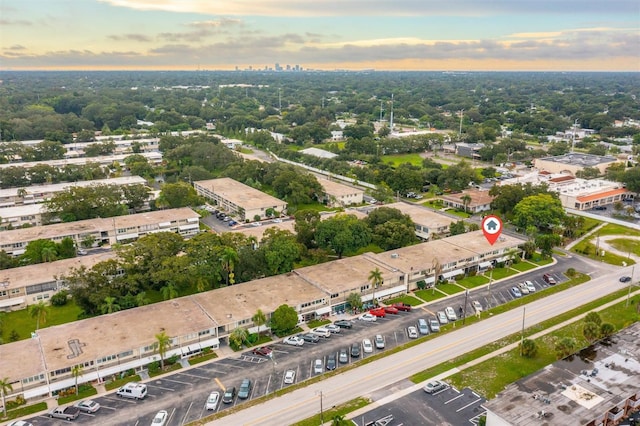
(0, 162, 109, 188)
(20, 237, 77, 265)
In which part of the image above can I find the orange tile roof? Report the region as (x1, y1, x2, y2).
(549, 175, 575, 183)
(576, 188, 628, 203)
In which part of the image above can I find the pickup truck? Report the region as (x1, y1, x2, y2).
(49, 406, 80, 420)
(392, 303, 412, 312)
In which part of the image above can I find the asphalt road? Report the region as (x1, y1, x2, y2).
(210, 264, 635, 426)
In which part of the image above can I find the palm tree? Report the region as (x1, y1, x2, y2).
(155, 331, 171, 370)
(16, 188, 28, 201)
(461, 194, 472, 213)
(219, 247, 239, 286)
(332, 414, 349, 426)
(368, 268, 383, 306)
(252, 309, 267, 336)
(161, 283, 178, 300)
(101, 296, 121, 314)
(0, 377, 13, 417)
(29, 301, 49, 331)
(229, 327, 249, 349)
(41, 245, 57, 263)
(135, 291, 149, 307)
(71, 364, 84, 395)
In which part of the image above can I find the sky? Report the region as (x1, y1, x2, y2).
(1, 0, 639, 71)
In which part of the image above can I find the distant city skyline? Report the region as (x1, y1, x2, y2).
(1, 0, 638, 71)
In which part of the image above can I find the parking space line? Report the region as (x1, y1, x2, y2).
(147, 384, 174, 391)
(157, 377, 192, 386)
(177, 372, 211, 380)
(444, 393, 465, 404)
(456, 398, 482, 412)
(214, 377, 225, 391)
(102, 396, 138, 404)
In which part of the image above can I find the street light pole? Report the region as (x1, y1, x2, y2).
(627, 265, 635, 307)
(487, 267, 494, 308)
(319, 390, 324, 425)
(462, 289, 469, 325)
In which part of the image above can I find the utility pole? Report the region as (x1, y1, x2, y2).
(319, 391, 324, 425)
(627, 265, 635, 307)
(487, 267, 494, 308)
(462, 289, 469, 324)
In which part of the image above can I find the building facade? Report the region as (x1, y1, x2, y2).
(318, 178, 364, 207)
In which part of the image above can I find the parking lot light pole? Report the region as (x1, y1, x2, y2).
(462, 289, 469, 324)
(627, 265, 635, 307)
(487, 267, 494, 308)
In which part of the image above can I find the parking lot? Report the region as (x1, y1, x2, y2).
(24, 267, 571, 425)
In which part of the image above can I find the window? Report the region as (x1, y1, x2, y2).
(118, 350, 133, 358)
(0, 291, 6, 297)
(198, 329, 211, 336)
(97, 354, 117, 364)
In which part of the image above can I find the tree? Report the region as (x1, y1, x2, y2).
(449, 220, 466, 236)
(161, 282, 179, 300)
(555, 337, 577, 359)
(0, 377, 12, 417)
(520, 339, 537, 358)
(332, 414, 351, 426)
(260, 228, 302, 275)
(461, 194, 472, 213)
(22, 239, 58, 264)
(29, 301, 49, 331)
(346, 292, 363, 311)
(155, 331, 171, 370)
(371, 220, 418, 250)
(584, 311, 602, 326)
(315, 214, 372, 258)
(229, 327, 249, 349)
(71, 364, 84, 395)
(583, 321, 601, 343)
(156, 181, 203, 208)
(56, 237, 77, 259)
(513, 194, 566, 232)
(294, 209, 321, 248)
(219, 247, 239, 286)
(101, 296, 121, 314)
(600, 322, 615, 338)
(269, 304, 298, 336)
(368, 268, 383, 305)
(252, 309, 267, 336)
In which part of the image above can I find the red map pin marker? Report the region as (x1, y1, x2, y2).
(482, 215, 503, 245)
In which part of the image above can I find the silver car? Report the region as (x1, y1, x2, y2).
(284, 370, 296, 384)
(374, 334, 385, 349)
(437, 311, 448, 324)
(407, 326, 418, 339)
(313, 359, 323, 373)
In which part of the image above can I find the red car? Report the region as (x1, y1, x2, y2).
(392, 303, 412, 312)
(251, 346, 273, 357)
(369, 307, 386, 317)
(383, 306, 399, 314)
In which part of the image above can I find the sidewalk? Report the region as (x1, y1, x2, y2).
(565, 222, 607, 251)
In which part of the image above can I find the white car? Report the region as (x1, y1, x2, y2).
(251, 221, 262, 227)
(283, 335, 304, 346)
(74, 399, 100, 413)
(152, 410, 169, 426)
(524, 280, 536, 293)
(362, 338, 373, 353)
(312, 327, 331, 338)
(436, 311, 448, 324)
(325, 324, 341, 333)
(284, 369, 296, 384)
(314, 359, 323, 373)
(472, 301, 483, 313)
(272, 218, 282, 223)
(407, 326, 418, 339)
(445, 306, 457, 322)
(206, 391, 220, 410)
(374, 334, 385, 349)
(359, 313, 377, 322)
(518, 282, 530, 294)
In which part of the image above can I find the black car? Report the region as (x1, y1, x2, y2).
(222, 386, 236, 404)
(593, 206, 607, 210)
(300, 333, 320, 343)
(620, 276, 632, 283)
(326, 354, 337, 370)
(237, 379, 252, 399)
(334, 320, 353, 329)
(350, 342, 360, 358)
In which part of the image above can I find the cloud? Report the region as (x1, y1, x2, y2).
(98, 0, 640, 17)
(188, 18, 243, 28)
(108, 33, 153, 42)
(8, 44, 26, 50)
(0, 19, 31, 26)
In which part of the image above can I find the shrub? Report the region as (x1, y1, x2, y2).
(416, 280, 426, 290)
(166, 355, 180, 365)
(566, 268, 577, 278)
(520, 339, 538, 358)
(147, 361, 160, 373)
(50, 290, 69, 306)
(9, 329, 20, 342)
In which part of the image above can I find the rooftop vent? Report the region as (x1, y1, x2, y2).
(390, 253, 399, 259)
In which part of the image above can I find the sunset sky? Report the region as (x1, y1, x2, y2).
(1, 0, 639, 71)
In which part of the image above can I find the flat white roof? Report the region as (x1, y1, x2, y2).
(0, 203, 45, 219)
(194, 178, 286, 210)
(318, 178, 364, 197)
(379, 202, 456, 229)
(0, 176, 148, 199)
(0, 152, 162, 170)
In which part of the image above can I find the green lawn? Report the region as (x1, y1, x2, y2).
(571, 239, 636, 266)
(456, 275, 490, 288)
(436, 283, 466, 295)
(529, 256, 553, 266)
(422, 200, 444, 210)
(607, 238, 640, 257)
(574, 216, 601, 237)
(292, 397, 370, 426)
(385, 294, 423, 306)
(510, 261, 537, 272)
(485, 267, 518, 280)
(382, 153, 424, 167)
(444, 209, 471, 218)
(1, 302, 83, 342)
(415, 289, 447, 302)
(598, 223, 640, 238)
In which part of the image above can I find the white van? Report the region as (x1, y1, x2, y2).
(116, 382, 147, 400)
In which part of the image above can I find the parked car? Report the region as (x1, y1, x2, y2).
(237, 379, 252, 399)
(314, 359, 323, 373)
(524, 280, 536, 292)
(417, 318, 430, 335)
(312, 327, 331, 338)
(445, 306, 457, 322)
(283, 335, 304, 346)
(620, 276, 632, 283)
(117, 382, 147, 399)
(222, 386, 236, 404)
(74, 399, 100, 413)
(206, 391, 220, 410)
(423, 380, 447, 394)
(49, 407, 80, 421)
(436, 311, 448, 324)
(543, 273, 557, 285)
(300, 333, 320, 343)
(359, 313, 377, 322)
(334, 320, 353, 329)
(407, 326, 418, 339)
(369, 307, 386, 317)
(510, 286, 522, 298)
(325, 324, 341, 333)
(374, 334, 385, 349)
(518, 282, 530, 294)
(429, 318, 440, 333)
(251, 346, 273, 357)
(339, 348, 349, 363)
(593, 206, 607, 210)
(383, 306, 399, 314)
(284, 370, 296, 384)
(326, 353, 337, 370)
(350, 342, 361, 357)
(151, 410, 169, 426)
(392, 302, 412, 311)
(362, 338, 373, 353)
(472, 301, 483, 313)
